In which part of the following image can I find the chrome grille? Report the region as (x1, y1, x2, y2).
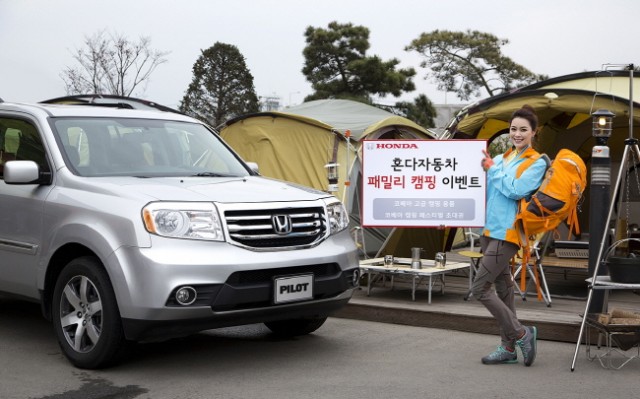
(225, 206, 326, 249)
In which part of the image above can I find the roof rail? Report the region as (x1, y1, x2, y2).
(40, 94, 183, 114)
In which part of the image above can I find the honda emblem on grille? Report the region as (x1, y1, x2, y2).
(272, 215, 292, 234)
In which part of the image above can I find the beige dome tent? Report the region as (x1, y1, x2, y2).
(219, 99, 452, 257)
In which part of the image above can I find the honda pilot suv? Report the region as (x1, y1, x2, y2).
(0, 101, 359, 369)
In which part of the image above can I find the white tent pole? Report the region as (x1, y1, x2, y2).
(341, 131, 358, 211)
(344, 130, 351, 208)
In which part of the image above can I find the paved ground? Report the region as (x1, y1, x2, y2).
(1, 310, 639, 399)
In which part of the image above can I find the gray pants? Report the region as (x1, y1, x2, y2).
(471, 236, 526, 347)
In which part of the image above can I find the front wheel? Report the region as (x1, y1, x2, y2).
(264, 317, 327, 337)
(52, 256, 126, 369)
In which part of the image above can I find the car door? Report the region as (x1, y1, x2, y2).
(0, 116, 54, 298)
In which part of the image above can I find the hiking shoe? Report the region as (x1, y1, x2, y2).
(516, 326, 537, 366)
(481, 346, 517, 365)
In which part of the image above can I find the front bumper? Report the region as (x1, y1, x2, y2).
(122, 289, 354, 342)
(104, 230, 359, 341)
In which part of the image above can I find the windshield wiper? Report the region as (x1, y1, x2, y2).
(191, 172, 234, 177)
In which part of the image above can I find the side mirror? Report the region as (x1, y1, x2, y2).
(4, 160, 48, 185)
(245, 162, 259, 174)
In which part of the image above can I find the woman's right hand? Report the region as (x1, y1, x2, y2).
(481, 149, 494, 171)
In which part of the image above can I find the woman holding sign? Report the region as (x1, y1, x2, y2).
(473, 105, 547, 366)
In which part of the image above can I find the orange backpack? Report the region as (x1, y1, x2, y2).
(513, 149, 588, 296)
(514, 148, 588, 246)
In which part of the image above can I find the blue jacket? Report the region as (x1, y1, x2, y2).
(483, 147, 547, 245)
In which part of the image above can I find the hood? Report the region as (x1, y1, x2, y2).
(86, 175, 333, 203)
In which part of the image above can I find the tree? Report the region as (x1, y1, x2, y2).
(61, 30, 169, 96)
(302, 21, 416, 102)
(406, 30, 548, 101)
(179, 42, 259, 128)
(488, 133, 512, 157)
(393, 94, 437, 129)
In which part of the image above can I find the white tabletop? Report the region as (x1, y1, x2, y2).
(586, 275, 640, 289)
(359, 257, 468, 275)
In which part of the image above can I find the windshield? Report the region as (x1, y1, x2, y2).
(51, 117, 250, 177)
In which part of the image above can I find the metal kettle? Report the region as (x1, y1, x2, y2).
(411, 247, 423, 269)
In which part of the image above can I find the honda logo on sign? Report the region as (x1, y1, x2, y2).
(272, 215, 292, 234)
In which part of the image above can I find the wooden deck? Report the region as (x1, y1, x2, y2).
(335, 251, 640, 343)
(540, 254, 588, 270)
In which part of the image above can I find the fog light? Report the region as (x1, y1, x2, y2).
(175, 286, 197, 305)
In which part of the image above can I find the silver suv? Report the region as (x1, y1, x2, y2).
(0, 101, 359, 369)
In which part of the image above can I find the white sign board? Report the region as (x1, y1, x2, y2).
(361, 140, 486, 228)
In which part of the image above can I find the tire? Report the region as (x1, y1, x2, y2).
(264, 317, 327, 337)
(52, 256, 126, 369)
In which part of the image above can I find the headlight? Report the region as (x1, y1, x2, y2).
(142, 202, 224, 241)
(325, 200, 349, 235)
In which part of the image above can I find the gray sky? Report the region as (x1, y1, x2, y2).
(1, 0, 639, 109)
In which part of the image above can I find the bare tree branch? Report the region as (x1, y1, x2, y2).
(60, 30, 169, 97)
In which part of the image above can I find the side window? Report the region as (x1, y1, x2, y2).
(4, 128, 20, 154)
(0, 118, 50, 178)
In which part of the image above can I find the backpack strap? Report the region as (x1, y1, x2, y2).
(515, 155, 539, 178)
(515, 152, 550, 178)
(566, 202, 582, 239)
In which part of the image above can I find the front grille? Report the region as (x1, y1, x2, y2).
(225, 206, 326, 249)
